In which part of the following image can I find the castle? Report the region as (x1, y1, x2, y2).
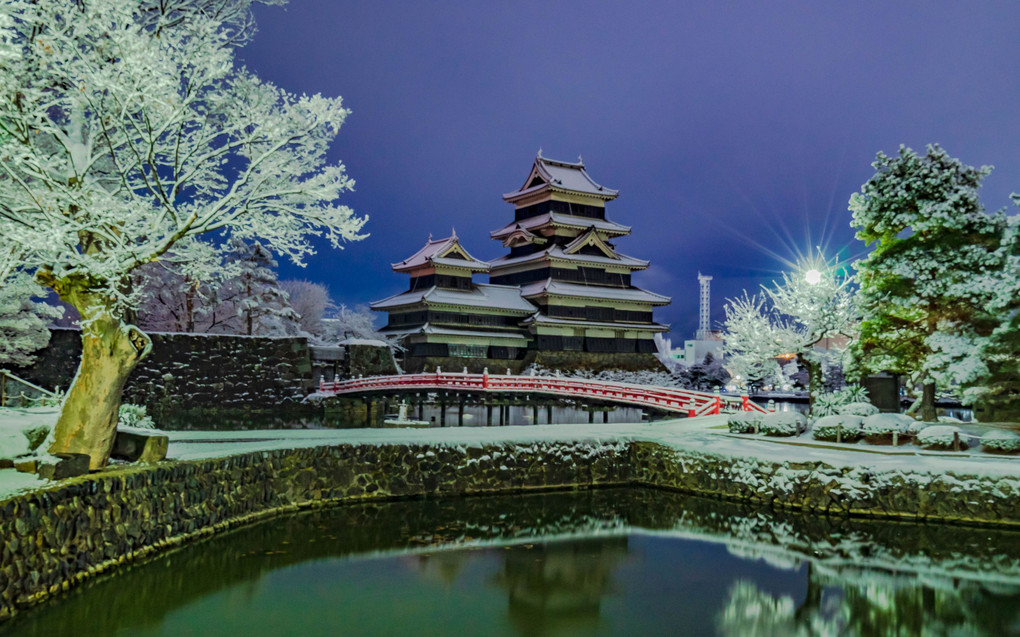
(371, 153, 670, 372)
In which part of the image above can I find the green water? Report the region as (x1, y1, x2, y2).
(5, 489, 1020, 636)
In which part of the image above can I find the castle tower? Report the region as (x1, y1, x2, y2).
(489, 154, 670, 358)
(372, 233, 534, 367)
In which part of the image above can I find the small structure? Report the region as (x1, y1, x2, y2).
(682, 273, 724, 365)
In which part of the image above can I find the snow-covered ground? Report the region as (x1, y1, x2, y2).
(3, 411, 1018, 503)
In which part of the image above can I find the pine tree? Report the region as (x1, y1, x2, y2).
(0, 272, 63, 367)
(227, 240, 299, 336)
(848, 145, 1007, 421)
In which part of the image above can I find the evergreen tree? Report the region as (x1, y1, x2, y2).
(848, 145, 1007, 421)
(227, 239, 299, 336)
(0, 272, 63, 367)
(965, 207, 1020, 416)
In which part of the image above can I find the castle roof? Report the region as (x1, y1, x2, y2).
(489, 244, 649, 271)
(490, 212, 631, 241)
(503, 154, 619, 203)
(519, 280, 671, 306)
(370, 283, 535, 313)
(392, 233, 489, 273)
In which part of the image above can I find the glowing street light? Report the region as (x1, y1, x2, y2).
(804, 268, 822, 285)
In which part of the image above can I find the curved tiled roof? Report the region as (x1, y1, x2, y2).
(503, 155, 619, 202)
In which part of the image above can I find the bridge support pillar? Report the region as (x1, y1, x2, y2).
(588, 408, 594, 424)
(486, 405, 493, 426)
(546, 405, 553, 425)
(603, 410, 609, 423)
(417, 395, 424, 421)
(458, 396, 465, 427)
(532, 404, 538, 425)
(440, 400, 446, 427)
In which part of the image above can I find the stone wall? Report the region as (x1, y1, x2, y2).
(2, 437, 1019, 621)
(15, 329, 314, 413)
(0, 439, 631, 620)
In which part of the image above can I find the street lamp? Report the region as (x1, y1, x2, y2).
(804, 268, 821, 285)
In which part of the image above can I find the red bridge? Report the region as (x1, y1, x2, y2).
(319, 370, 768, 418)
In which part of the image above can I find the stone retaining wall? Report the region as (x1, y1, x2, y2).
(2, 438, 1018, 621)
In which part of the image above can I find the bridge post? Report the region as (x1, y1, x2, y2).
(532, 404, 538, 425)
(741, 394, 750, 412)
(440, 399, 446, 427)
(588, 407, 594, 424)
(498, 401, 505, 426)
(487, 404, 493, 426)
(546, 405, 552, 425)
(767, 399, 775, 413)
(483, 368, 489, 389)
(458, 395, 465, 427)
(417, 395, 424, 421)
(603, 410, 609, 423)
(713, 389, 722, 415)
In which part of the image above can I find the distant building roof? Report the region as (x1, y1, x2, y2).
(520, 280, 671, 306)
(371, 283, 536, 313)
(392, 232, 489, 273)
(503, 154, 619, 203)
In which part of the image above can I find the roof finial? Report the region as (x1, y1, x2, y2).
(577, 153, 583, 164)
(537, 147, 543, 159)
(428, 232, 433, 241)
(451, 226, 457, 239)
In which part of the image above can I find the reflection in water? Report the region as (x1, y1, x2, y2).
(6, 489, 1020, 636)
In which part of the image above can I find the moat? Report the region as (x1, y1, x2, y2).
(6, 489, 1019, 636)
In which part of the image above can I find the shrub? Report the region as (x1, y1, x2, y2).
(812, 393, 845, 417)
(906, 420, 930, 436)
(758, 412, 805, 437)
(727, 412, 762, 434)
(837, 402, 879, 417)
(841, 384, 870, 403)
(812, 415, 863, 442)
(980, 430, 1020, 454)
(861, 414, 913, 436)
(118, 403, 156, 430)
(916, 425, 961, 449)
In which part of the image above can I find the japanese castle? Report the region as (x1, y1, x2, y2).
(372, 153, 670, 371)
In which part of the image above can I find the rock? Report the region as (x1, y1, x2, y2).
(111, 430, 168, 463)
(14, 459, 39, 474)
(23, 426, 51, 452)
(0, 459, 13, 469)
(37, 454, 90, 480)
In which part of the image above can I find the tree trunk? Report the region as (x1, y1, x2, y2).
(806, 358, 823, 415)
(49, 314, 151, 469)
(920, 381, 938, 422)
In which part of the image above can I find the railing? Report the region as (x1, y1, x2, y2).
(0, 369, 60, 408)
(319, 369, 770, 417)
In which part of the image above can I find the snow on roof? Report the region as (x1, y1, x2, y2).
(371, 284, 536, 313)
(392, 234, 489, 272)
(382, 323, 528, 342)
(489, 245, 649, 270)
(490, 213, 631, 240)
(522, 313, 669, 331)
(503, 155, 619, 202)
(520, 280, 671, 305)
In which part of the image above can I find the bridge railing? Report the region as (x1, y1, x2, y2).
(319, 370, 770, 417)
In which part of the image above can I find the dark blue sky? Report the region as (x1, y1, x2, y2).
(240, 1, 1020, 340)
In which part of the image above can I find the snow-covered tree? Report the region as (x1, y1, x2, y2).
(226, 239, 299, 336)
(321, 304, 394, 346)
(848, 145, 1006, 421)
(723, 260, 855, 410)
(0, 0, 367, 467)
(281, 279, 334, 339)
(0, 272, 63, 367)
(723, 293, 788, 390)
(134, 242, 238, 333)
(964, 206, 1020, 413)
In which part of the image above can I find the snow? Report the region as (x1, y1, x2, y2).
(0, 407, 58, 460)
(861, 413, 913, 436)
(916, 425, 962, 448)
(520, 279, 670, 304)
(812, 415, 863, 442)
(340, 338, 391, 347)
(837, 401, 879, 417)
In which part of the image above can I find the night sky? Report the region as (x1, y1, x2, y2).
(239, 1, 1020, 340)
